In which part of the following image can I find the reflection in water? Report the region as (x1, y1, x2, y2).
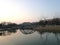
(55, 33, 60, 45)
(0, 29, 17, 36)
(0, 29, 36, 36)
(37, 32, 60, 45)
(20, 29, 35, 34)
(0, 29, 60, 45)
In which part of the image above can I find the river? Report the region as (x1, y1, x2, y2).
(0, 29, 60, 45)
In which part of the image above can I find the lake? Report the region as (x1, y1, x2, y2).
(0, 29, 60, 45)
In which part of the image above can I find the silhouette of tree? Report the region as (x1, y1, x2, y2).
(0, 24, 3, 28)
(52, 18, 60, 25)
(39, 18, 60, 25)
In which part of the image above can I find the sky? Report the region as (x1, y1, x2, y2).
(0, 0, 60, 24)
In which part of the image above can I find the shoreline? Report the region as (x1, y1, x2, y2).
(34, 25, 60, 32)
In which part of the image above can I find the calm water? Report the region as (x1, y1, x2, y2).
(0, 29, 60, 45)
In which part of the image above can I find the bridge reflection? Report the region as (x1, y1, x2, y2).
(0, 29, 60, 36)
(0, 29, 60, 45)
(20, 29, 35, 34)
(0, 29, 36, 36)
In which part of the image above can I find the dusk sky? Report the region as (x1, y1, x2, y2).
(0, 0, 60, 23)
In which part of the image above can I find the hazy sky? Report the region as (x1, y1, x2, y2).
(0, 0, 60, 23)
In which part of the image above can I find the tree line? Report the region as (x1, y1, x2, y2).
(0, 18, 60, 29)
(39, 18, 60, 25)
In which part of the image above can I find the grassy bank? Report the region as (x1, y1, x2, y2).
(34, 25, 60, 32)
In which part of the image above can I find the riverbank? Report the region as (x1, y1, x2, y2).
(34, 25, 60, 32)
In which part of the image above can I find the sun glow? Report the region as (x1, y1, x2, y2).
(0, 0, 25, 23)
(0, 0, 40, 24)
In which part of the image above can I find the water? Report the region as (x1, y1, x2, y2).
(0, 29, 60, 45)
